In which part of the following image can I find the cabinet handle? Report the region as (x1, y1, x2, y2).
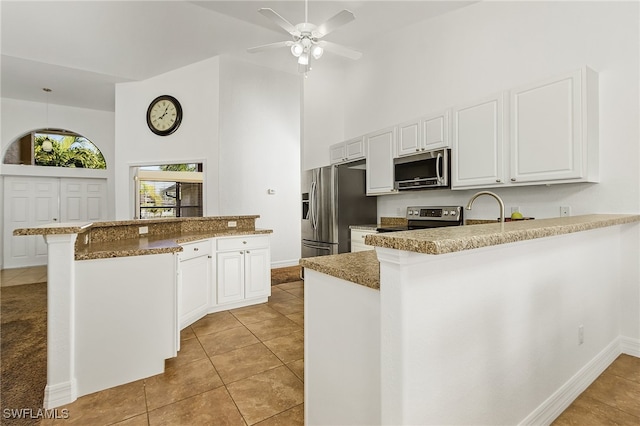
(193, 247, 199, 251)
(242, 241, 247, 244)
(208, 255, 212, 259)
(496, 179, 501, 183)
(415, 148, 419, 152)
(511, 178, 516, 182)
(246, 250, 250, 254)
(239, 251, 244, 254)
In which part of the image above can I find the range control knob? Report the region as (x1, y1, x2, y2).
(450, 210, 458, 216)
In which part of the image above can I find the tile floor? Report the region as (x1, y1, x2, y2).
(40, 281, 305, 425)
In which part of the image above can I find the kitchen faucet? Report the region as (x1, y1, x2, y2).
(466, 191, 505, 225)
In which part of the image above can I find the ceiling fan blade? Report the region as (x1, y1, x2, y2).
(313, 10, 355, 38)
(247, 41, 293, 54)
(258, 8, 299, 36)
(317, 41, 362, 60)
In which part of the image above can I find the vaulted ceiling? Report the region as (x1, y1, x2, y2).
(1, 1, 475, 111)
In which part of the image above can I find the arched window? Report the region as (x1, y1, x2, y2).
(3, 129, 106, 169)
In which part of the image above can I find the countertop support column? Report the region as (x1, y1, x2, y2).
(43, 233, 78, 409)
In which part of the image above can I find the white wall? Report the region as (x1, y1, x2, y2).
(304, 1, 640, 220)
(114, 56, 220, 219)
(218, 56, 301, 267)
(115, 55, 301, 266)
(302, 65, 346, 171)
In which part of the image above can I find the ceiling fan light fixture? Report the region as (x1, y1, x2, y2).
(291, 42, 304, 57)
(311, 44, 324, 59)
(298, 52, 309, 65)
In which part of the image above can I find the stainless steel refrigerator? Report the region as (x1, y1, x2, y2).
(301, 160, 377, 258)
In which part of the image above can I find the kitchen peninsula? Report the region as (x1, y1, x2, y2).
(14, 215, 272, 409)
(300, 214, 640, 425)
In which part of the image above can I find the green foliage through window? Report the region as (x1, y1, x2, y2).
(34, 134, 106, 169)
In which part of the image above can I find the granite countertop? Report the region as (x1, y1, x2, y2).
(302, 214, 639, 289)
(365, 214, 640, 255)
(75, 229, 272, 260)
(300, 250, 380, 290)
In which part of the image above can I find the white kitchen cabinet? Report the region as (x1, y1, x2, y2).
(216, 235, 271, 307)
(397, 110, 450, 157)
(510, 67, 598, 184)
(366, 126, 397, 195)
(350, 229, 377, 252)
(178, 239, 212, 329)
(330, 137, 365, 164)
(451, 93, 506, 189)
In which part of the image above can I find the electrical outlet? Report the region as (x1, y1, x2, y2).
(228, 221, 237, 228)
(560, 206, 571, 217)
(578, 325, 584, 345)
(138, 226, 148, 235)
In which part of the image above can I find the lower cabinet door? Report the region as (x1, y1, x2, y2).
(244, 248, 270, 299)
(217, 251, 245, 304)
(179, 254, 211, 328)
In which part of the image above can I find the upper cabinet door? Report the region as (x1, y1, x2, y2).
(345, 137, 365, 161)
(366, 126, 397, 195)
(329, 142, 347, 164)
(510, 68, 596, 183)
(451, 93, 505, 188)
(396, 119, 421, 157)
(422, 109, 450, 150)
(330, 137, 365, 164)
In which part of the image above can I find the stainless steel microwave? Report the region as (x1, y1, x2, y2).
(394, 148, 450, 190)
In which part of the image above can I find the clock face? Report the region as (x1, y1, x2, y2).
(146, 95, 182, 136)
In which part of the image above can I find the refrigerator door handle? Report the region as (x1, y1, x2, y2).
(311, 180, 318, 230)
(302, 242, 332, 251)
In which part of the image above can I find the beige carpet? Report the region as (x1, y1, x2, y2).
(1, 282, 47, 426)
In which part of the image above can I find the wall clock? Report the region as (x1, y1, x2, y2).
(146, 95, 182, 136)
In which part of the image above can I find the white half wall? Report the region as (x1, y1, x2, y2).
(218, 56, 301, 267)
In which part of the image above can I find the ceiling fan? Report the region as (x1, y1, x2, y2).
(247, 0, 362, 74)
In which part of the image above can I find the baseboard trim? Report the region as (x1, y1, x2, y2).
(519, 338, 621, 425)
(271, 259, 300, 268)
(620, 336, 640, 357)
(43, 379, 77, 409)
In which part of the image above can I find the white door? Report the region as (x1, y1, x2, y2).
(510, 70, 582, 183)
(366, 127, 397, 195)
(179, 254, 211, 328)
(60, 178, 107, 222)
(217, 251, 245, 304)
(397, 120, 421, 157)
(244, 248, 270, 299)
(3, 176, 108, 268)
(3, 176, 59, 268)
(451, 93, 505, 188)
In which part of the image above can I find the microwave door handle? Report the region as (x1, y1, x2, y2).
(436, 152, 443, 183)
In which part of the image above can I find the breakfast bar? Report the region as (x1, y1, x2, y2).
(300, 214, 640, 425)
(14, 216, 272, 410)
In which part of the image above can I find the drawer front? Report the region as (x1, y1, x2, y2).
(179, 240, 211, 261)
(216, 235, 269, 251)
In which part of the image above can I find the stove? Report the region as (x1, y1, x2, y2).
(377, 206, 464, 232)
